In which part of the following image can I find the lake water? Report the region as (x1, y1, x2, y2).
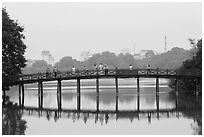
(2, 78, 201, 135)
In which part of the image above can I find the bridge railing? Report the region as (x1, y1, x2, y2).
(116, 68, 177, 76)
(18, 68, 179, 81)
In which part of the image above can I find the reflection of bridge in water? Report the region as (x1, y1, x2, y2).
(3, 93, 200, 124)
(3, 69, 201, 107)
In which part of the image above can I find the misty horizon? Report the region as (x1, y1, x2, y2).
(28, 45, 192, 63)
(2, 2, 201, 62)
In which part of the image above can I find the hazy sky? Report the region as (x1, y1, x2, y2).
(2, 2, 202, 62)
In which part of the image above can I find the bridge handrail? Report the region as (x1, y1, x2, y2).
(14, 68, 199, 82)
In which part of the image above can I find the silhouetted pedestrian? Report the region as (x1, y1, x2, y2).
(93, 64, 97, 70)
(147, 64, 151, 74)
(46, 68, 49, 78)
(53, 67, 58, 78)
(104, 64, 108, 75)
(93, 64, 98, 74)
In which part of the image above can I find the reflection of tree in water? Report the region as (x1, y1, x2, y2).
(168, 91, 202, 135)
(2, 96, 27, 135)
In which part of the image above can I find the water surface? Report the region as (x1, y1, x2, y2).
(3, 78, 201, 135)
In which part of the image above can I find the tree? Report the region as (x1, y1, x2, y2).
(169, 39, 202, 92)
(55, 56, 80, 71)
(2, 8, 27, 85)
(32, 60, 50, 68)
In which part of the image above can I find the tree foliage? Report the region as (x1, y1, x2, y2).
(2, 8, 27, 83)
(23, 47, 192, 74)
(169, 39, 202, 92)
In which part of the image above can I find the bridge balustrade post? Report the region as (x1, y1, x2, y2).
(156, 68, 159, 75)
(19, 74, 23, 81)
(166, 69, 169, 75)
(136, 67, 138, 75)
(115, 68, 118, 76)
(96, 68, 99, 75)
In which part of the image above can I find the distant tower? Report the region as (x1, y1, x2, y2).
(133, 43, 136, 55)
(164, 36, 167, 51)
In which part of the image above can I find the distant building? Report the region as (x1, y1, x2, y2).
(80, 51, 95, 61)
(120, 48, 131, 55)
(134, 50, 157, 60)
(26, 59, 35, 67)
(42, 51, 54, 65)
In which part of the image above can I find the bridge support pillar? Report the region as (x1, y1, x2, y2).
(175, 93, 179, 109)
(137, 77, 140, 93)
(137, 94, 140, 112)
(18, 83, 25, 106)
(96, 78, 99, 94)
(38, 81, 43, 108)
(194, 78, 200, 95)
(77, 79, 81, 111)
(194, 78, 197, 95)
(156, 77, 159, 94)
(19, 84, 21, 106)
(57, 80, 62, 110)
(156, 95, 159, 119)
(115, 77, 118, 94)
(96, 95, 99, 111)
(2, 86, 6, 104)
(116, 94, 118, 112)
(175, 78, 179, 94)
(21, 84, 25, 107)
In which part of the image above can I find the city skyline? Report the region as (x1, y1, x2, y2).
(2, 2, 202, 62)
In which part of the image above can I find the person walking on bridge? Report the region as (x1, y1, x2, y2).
(53, 67, 58, 78)
(99, 63, 103, 70)
(46, 68, 50, 78)
(104, 64, 108, 75)
(72, 66, 76, 75)
(129, 64, 133, 70)
(147, 64, 151, 74)
(99, 63, 103, 74)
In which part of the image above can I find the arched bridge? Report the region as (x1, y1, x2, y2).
(2, 68, 201, 86)
(2, 68, 201, 109)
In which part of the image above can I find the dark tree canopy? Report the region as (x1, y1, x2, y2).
(169, 39, 202, 92)
(2, 8, 27, 83)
